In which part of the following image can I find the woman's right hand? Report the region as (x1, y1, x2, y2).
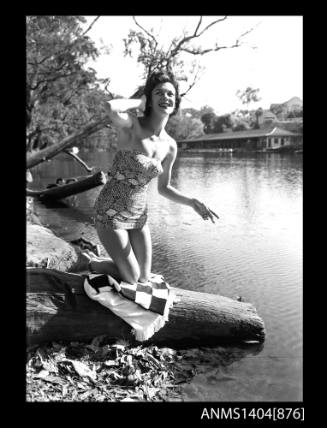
(191, 198, 219, 224)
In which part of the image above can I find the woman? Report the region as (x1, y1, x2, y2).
(88, 70, 218, 285)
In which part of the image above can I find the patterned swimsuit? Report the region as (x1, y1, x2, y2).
(94, 149, 163, 230)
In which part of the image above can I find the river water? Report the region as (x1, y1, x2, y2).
(29, 149, 303, 401)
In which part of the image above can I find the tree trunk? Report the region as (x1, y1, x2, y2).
(26, 171, 106, 201)
(26, 118, 109, 169)
(26, 268, 265, 347)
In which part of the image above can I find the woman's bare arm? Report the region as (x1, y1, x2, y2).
(158, 141, 219, 223)
(105, 95, 146, 129)
(157, 142, 193, 207)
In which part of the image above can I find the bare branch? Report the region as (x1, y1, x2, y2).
(194, 16, 203, 36)
(64, 149, 94, 172)
(179, 25, 257, 56)
(133, 16, 157, 45)
(180, 68, 202, 98)
(170, 16, 228, 57)
(197, 16, 228, 37)
(234, 26, 256, 45)
(180, 45, 230, 55)
(81, 16, 101, 37)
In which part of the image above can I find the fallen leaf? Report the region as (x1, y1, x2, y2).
(42, 360, 59, 374)
(34, 370, 49, 379)
(66, 359, 97, 382)
(104, 360, 118, 367)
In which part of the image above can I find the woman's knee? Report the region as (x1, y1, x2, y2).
(96, 224, 141, 283)
(119, 262, 140, 284)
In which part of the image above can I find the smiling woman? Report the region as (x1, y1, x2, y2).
(88, 69, 219, 288)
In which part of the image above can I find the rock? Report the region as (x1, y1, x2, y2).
(27, 224, 79, 271)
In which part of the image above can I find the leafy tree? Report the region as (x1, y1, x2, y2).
(201, 111, 233, 134)
(232, 122, 248, 132)
(166, 111, 204, 140)
(213, 115, 233, 133)
(26, 16, 112, 154)
(201, 111, 217, 134)
(253, 107, 263, 129)
(236, 87, 261, 111)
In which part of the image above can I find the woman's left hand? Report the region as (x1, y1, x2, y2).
(191, 199, 219, 223)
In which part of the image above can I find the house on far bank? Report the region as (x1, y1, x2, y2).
(270, 96, 303, 119)
(177, 126, 302, 153)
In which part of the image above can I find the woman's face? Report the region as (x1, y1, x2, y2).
(150, 82, 176, 116)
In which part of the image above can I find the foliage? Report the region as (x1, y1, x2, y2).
(201, 111, 217, 133)
(229, 109, 255, 131)
(200, 111, 233, 134)
(236, 87, 261, 109)
(214, 115, 233, 133)
(232, 122, 249, 132)
(286, 108, 303, 119)
(166, 110, 204, 140)
(83, 126, 118, 150)
(26, 16, 110, 152)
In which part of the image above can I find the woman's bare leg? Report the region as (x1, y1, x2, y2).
(128, 224, 152, 282)
(95, 223, 140, 284)
(82, 250, 122, 279)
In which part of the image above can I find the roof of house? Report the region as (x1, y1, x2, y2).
(283, 96, 303, 106)
(178, 127, 300, 143)
(270, 97, 303, 110)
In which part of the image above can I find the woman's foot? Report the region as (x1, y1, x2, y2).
(69, 249, 93, 273)
(81, 249, 121, 278)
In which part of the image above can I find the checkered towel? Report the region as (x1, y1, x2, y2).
(84, 273, 174, 318)
(84, 273, 176, 341)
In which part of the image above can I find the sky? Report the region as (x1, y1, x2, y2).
(82, 15, 302, 115)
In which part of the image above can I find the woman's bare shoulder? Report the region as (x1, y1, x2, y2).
(160, 134, 177, 164)
(166, 134, 177, 155)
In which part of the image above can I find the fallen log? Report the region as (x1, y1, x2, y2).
(26, 171, 106, 201)
(26, 268, 265, 347)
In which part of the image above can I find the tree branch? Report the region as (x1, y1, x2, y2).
(29, 71, 79, 91)
(64, 149, 94, 172)
(132, 16, 158, 45)
(81, 16, 101, 37)
(180, 68, 202, 98)
(197, 16, 227, 37)
(179, 24, 256, 56)
(26, 117, 110, 169)
(193, 16, 203, 36)
(170, 16, 228, 57)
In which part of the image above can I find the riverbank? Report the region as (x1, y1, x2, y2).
(26, 197, 196, 402)
(27, 197, 80, 271)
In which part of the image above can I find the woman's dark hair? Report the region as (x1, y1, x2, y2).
(142, 70, 181, 117)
